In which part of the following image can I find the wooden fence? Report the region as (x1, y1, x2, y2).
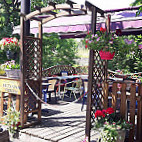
(103, 81, 142, 142)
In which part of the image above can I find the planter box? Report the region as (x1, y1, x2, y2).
(0, 130, 9, 142)
(5, 69, 20, 79)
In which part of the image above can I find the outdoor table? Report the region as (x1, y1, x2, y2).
(43, 75, 81, 98)
(0, 76, 20, 118)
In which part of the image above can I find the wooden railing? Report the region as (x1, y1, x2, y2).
(103, 81, 142, 142)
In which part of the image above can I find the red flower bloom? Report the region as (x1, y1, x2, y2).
(87, 31, 90, 35)
(16, 122, 21, 127)
(95, 110, 103, 118)
(116, 29, 122, 36)
(100, 27, 106, 33)
(102, 109, 107, 114)
(85, 45, 88, 48)
(86, 40, 88, 43)
(106, 107, 114, 114)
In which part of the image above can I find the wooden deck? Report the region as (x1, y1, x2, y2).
(17, 95, 99, 142)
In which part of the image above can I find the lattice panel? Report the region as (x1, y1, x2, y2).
(91, 50, 106, 119)
(24, 37, 41, 80)
(24, 80, 40, 112)
(23, 37, 42, 114)
(43, 65, 76, 77)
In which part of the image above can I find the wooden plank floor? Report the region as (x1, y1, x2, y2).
(18, 95, 99, 142)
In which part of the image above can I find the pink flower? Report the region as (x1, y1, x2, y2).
(138, 44, 142, 49)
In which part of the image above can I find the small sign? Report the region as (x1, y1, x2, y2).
(0, 79, 20, 95)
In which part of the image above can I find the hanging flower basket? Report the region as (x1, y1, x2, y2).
(99, 50, 115, 60)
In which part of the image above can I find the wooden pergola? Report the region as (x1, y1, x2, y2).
(20, 1, 115, 142)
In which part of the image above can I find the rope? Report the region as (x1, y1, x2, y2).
(72, 92, 87, 103)
(25, 82, 50, 106)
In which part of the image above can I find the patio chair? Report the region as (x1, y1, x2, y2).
(42, 78, 58, 102)
(60, 71, 68, 76)
(81, 80, 88, 111)
(63, 79, 83, 100)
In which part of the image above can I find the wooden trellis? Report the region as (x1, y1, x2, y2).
(20, 1, 107, 141)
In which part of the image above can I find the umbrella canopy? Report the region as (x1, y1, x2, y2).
(13, 7, 142, 38)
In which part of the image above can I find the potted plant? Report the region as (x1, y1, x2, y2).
(3, 60, 20, 78)
(84, 28, 137, 60)
(2, 107, 21, 139)
(0, 37, 20, 60)
(0, 64, 6, 76)
(93, 107, 132, 142)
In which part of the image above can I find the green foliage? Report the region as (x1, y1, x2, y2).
(0, 0, 20, 39)
(94, 108, 132, 142)
(42, 33, 78, 69)
(3, 107, 21, 135)
(108, 34, 142, 73)
(131, 0, 142, 16)
(0, 50, 7, 64)
(31, 0, 65, 11)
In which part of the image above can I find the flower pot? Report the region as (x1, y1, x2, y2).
(0, 129, 9, 142)
(5, 69, 20, 79)
(116, 130, 126, 142)
(99, 50, 115, 60)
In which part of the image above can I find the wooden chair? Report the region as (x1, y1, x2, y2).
(42, 78, 58, 102)
(63, 79, 83, 100)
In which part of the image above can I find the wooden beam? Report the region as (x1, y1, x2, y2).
(85, 0, 104, 17)
(66, 0, 76, 5)
(48, 2, 56, 8)
(25, 4, 87, 21)
(42, 11, 86, 24)
(31, 17, 42, 21)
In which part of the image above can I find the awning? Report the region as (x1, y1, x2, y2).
(13, 8, 142, 37)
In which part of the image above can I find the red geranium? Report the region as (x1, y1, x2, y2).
(102, 109, 107, 114)
(95, 110, 104, 118)
(106, 107, 114, 114)
(100, 27, 106, 33)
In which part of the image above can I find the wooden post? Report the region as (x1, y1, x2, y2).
(103, 82, 108, 109)
(16, 95, 20, 112)
(7, 93, 12, 109)
(20, 15, 25, 127)
(129, 83, 136, 142)
(136, 83, 142, 141)
(0, 92, 4, 117)
(38, 22, 43, 121)
(120, 83, 126, 119)
(112, 82, 117, 110)
(85, 6, 97, 142)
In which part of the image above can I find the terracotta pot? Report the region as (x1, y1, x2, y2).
(99, 50, 115, 60)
